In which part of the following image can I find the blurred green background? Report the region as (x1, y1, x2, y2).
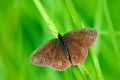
(0, 0, 120, 80)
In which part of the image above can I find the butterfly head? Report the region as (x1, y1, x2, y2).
(58, 33, 63, 38)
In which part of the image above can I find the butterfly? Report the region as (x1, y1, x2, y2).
(30, 28, 97, 71)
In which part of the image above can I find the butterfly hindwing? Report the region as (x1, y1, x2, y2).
(50, 42, 71, 70)
(64, 37, 87, 64)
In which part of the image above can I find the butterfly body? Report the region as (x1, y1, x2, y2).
(58, 33, 72, 63)
(30, 28, 97, 71)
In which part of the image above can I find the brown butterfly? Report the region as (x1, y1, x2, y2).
(30, 28, 97, 71)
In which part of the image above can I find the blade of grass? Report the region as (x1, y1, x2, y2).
(71, 65, 83, 80)
(102, 0, 120, 69)
(33, 0, 58, 37)
(80, 64, 94, 80)
(94, 0, 103, 29)
(65, 0, 102, 80)
(76, 65, 87, 80)
(33, 0, 73, 80)
(90, 1, 104, 79)
(93, 1, 104, 79)
(65, 0, 82, 28)
(90, 48, 104, 80)
(94, 0, 103, 54)
(65, 68, 72, 80)
(0, 55, 7, 80)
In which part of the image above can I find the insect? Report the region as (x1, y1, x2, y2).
(30, 28, 97, 71)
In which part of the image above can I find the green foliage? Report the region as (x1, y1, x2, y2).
(0, 0, 120, 80)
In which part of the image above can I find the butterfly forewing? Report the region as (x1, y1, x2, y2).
(64, 28, 97, 48)
(30, 39, 71, 70)
(63, 28, 97, 64)
(30, 39, 57, 66)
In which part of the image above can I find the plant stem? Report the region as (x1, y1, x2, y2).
(33, 0, 73, 80)
(33, 0, 58, 37)
(71, 65, 83, 80)
(65, 0, 82, 28)
(65, 68, 72, 80)
(81, 64, 94, 80)
(103, 0, 120, 69)
(90, 48, 104, 80)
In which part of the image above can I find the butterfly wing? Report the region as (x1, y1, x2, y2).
(30, 39, 57, 66)
(50, 42, 71, 70)
(30, 39, 71, 70)
(63, 28, 97, 64)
